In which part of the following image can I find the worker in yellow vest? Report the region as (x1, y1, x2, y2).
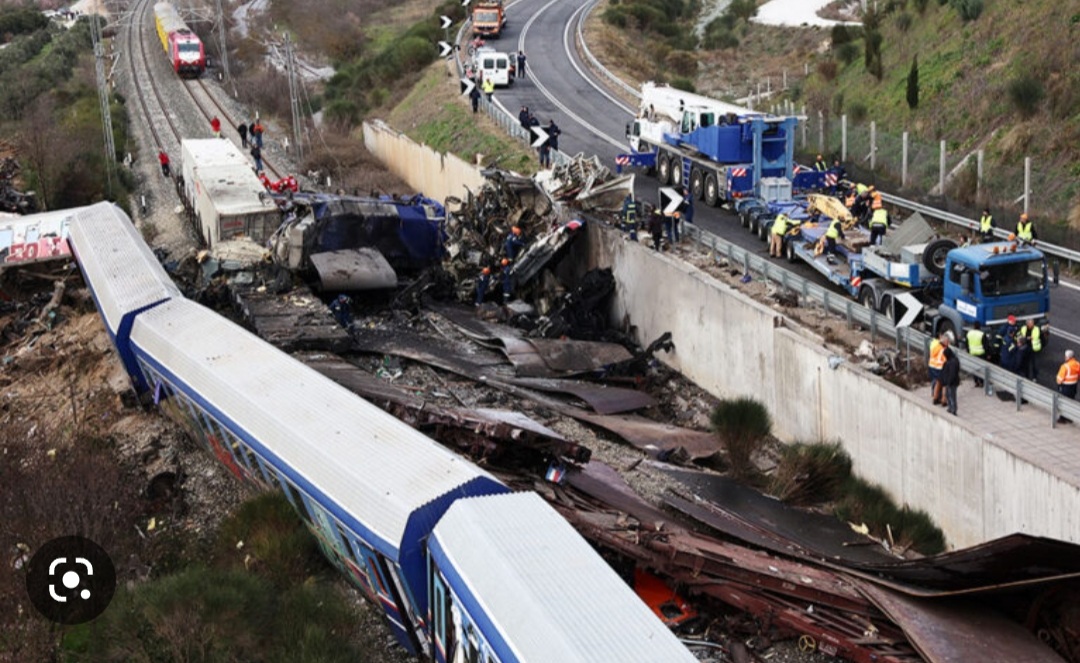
(1057, 349, 1080, 399)
(978, 208, 995, 243)
(824, 217, 844, 263)
(1016, 213, 1036, 243)
(966, 321, 986, 387)
(1018, 319, 1043, 380)
(928, 333, 949, 405)
(869, 207, 888, 246)
(769, 213, 790, 258)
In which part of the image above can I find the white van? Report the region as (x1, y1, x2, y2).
(472, 47, 513, 87)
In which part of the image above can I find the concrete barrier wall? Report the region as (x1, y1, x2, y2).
(362, 120, 486, 201)
(588, 223, 1080, 548)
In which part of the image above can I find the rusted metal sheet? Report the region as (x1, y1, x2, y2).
(524, 338, 633, 373)
(504, 376, 655, 414)
(565, 461, 673, 531)
(567, 411, 720, 459)
(350, 327, 509, 376)
(301, 354, 590, 463)
(660, 466, 899, 565)
(847, 534, 1080, 595)
(501, 336, 552, 377)
(231, 282, 352, 353)
(856, 580, 1066, 663)
(310, 248, 397, 291)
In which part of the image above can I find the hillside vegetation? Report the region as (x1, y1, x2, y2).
(590, 0, 1080, 246)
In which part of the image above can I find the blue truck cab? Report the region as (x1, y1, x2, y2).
(938, 242, 1050, 331)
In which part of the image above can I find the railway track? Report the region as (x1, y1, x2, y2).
(126, 0, 282, 180)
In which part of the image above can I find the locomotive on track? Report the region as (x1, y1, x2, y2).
(153, 1, 205, 77)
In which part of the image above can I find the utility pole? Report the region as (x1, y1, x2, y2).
(284, 33, 304, 162)
(214, 0, 233, 93)
(90, 13, 116, 197)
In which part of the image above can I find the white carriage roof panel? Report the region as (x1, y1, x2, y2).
(200, 165, 277, 215)
(68, 202, 181, 332)
(131, 298, 497, 552)
(433, 492, 696, 662)
(182, 139, 250, 169)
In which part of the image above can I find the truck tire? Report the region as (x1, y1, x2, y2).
(704, 175, 719, 207)
(880, 294, 895, 321)
(658, 155, 672, 186)
(690, 168, 704, 200)
(923, 239, 958, 277)
(938, 319, 957, 343)
(785, 238, 798, 263)
(757, 215, 772, 241)
(859, 287, 875, 310)
(672, 162, 683, 188)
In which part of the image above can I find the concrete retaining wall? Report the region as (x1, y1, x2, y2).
(362, 120, 485, 201)
(588, 223, 1080, 548)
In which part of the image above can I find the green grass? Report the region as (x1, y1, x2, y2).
(387, 64, 538, 174)
(213, 492, 326, 587)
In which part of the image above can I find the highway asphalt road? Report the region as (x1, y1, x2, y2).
(483, 0, 1080, 390)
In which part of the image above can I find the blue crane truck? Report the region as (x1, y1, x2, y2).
(616, 83, 825, 207)
(752, 199, 1050, 340)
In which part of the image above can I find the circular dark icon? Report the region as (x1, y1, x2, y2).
(25, 536, 116, 625)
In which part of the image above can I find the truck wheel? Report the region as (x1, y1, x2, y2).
(672, 163, 683, 188)
(785, 238, 798, 263)
(758, 216, 772, 241)
(690, 169, 704, 200)
(740, 207, 751, 228)
(658, 156, 671, 186)
(879, 294, 895, 321)
(938, 319, 957, 343)
(748, 213, 759, 235)
(704, 175, 719, 207)
(859, 287, 875, 310)
(923, 238, 958, 277)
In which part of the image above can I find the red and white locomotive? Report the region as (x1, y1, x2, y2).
(153, 1, 205, 77)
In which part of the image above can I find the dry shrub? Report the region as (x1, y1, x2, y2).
(299, 133, 409, 196)
(769, 442, 852, 505)
(817, 58, 838, 81)
(710, 397, 772, 479)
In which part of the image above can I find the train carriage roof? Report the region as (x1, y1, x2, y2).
(430, 492, 696, 663)
(68, 202, 181, 339)
(154, 2, 192, 36)
(128, 298, 507, 564)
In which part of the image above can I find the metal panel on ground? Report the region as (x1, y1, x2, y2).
(310, 248, 397, 291)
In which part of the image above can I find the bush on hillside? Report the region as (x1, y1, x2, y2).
(710, 398, 771, 479)
(913, 0, 930, 12)
(0, 7, 49, 39)
(895, 11, 912, 32)
(1007, 74, 1045, 118)
(837, 41, 860, 65)
(817, 58, 838, 81)
(670, 77, 695, 93)
(848, 100, 868, 122)
(665, 50, 697, 76)
(830, 24, 855, 46)
(949, 0, 983, 21)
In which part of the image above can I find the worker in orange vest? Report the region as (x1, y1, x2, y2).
(1057, 349, 1080, 400)
(928, 333, 950, 405)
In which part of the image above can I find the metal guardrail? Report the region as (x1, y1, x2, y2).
(680, 222, 1080, 428)
(577, 0, 639, 100)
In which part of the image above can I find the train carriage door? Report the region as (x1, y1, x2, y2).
(358, 547, 425, 655)
(428, 561, 456, 662)
(381, 557, 430, 653)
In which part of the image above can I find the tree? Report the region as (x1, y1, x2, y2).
(906, 55, 919, 109)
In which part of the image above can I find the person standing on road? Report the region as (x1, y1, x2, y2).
(516, 50, 526, 78)
(1016, 213, 1036, 244)
(237, 121, 248, 148)
(470, 84, 481, 113)
(1018, 319, 1043, 381)
(941, 346, 961, 415)
(965, 321, 986, 387)
(978, 208, 995, 243)
(546, 119, 560, 152)
(482, 77, 495, 101)
(250, 144, 263, 173)
(519, 106, 530, 129)
(928, 333, 947, 405)
(1057, 349, 1080, 399)
(869, 207, 889, 246)
(769, 212, 790, 258)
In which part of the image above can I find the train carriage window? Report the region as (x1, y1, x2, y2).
(284, 481, 313, 524)
(334, 522, 354, 556)
(255, 457, 279, 489)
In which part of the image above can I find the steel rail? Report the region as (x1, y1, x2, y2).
(187, 78, 283, 180)
(129, 0, 184, 149)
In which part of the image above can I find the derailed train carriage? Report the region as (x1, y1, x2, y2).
(67, 202, 695, 662)
(153, 1, 205, 77)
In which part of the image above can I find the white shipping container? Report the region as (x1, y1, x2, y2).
(181, 139, 279, 247)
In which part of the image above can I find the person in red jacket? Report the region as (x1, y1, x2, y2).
(210, 116, 221, 138)
(158, 151, 170, 177)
